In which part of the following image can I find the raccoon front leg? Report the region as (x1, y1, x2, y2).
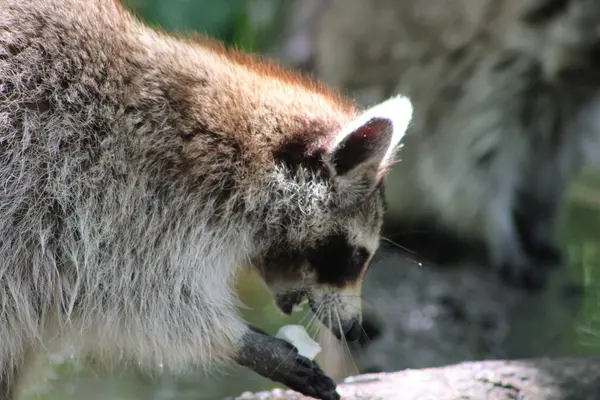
(484, 200, 547, 289)
(233, 325, 340, 400)
(514, 192, 563, 267)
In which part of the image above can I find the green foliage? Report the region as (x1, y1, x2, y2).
(121, 0, 281, 53)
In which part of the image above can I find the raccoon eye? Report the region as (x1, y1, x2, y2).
(353, 247, 370, 268)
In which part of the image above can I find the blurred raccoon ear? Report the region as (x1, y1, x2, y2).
(329, 95, 413, 198)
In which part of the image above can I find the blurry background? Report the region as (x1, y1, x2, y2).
(20, 0, 600, 399)
(124, 0, 282, 53)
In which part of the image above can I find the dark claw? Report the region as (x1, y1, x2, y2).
(295, 356, 314, 368)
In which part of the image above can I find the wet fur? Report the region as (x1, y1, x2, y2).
(384, 0, 600, 287)
(0, 0, 411, 397)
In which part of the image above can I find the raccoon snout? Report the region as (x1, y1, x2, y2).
(306, 291, 363, 342)
(330, 318, 362, 342)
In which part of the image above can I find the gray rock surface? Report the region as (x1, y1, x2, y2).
(233, 356, 600, 400)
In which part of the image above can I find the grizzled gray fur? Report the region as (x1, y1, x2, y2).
(0, 0, 413, 398)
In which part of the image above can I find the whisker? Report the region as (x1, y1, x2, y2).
(330, 294, 378, 310)
(356, 319, 374, 346)
(380, 236, 416, 254)
(297, 308, 313, 326)
(327, 304, 335, 360)
(334, 306, 361, 377)
(305, 315, 319, 337)
(328, 305, 333, 343)
(297, 300, 317, 325)
(305, 301, 326, 337)
(384, 228, 435, 236)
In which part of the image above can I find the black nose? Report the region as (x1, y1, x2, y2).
(344, 319, 362, 341)
(331, 319, 362, 342)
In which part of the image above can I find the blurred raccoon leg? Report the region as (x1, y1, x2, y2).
(515, 193, 563, 267)
(484, 204, 547, 289)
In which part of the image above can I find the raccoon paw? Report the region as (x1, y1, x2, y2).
(528, 241, 564, 268)
(273, 341, 340, 400)
(496, 259, 549, 290)
(235, 326, 340, 400)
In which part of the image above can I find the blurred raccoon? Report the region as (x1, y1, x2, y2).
(384, 0, 600, 288)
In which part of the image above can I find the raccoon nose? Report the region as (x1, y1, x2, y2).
(331, 318, 362, 342)
(345, 319, 362, 341)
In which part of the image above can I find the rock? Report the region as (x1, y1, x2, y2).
(232, 355, 600, 400)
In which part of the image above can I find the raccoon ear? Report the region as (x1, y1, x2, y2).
(329, 95, 413, 198)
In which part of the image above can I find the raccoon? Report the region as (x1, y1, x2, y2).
(384, 0, 600, 288)
(0, 0, 413, 398)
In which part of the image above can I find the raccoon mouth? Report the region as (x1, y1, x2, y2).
(274, 289, 309, 316)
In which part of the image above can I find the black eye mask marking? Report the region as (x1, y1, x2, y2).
(307, 233, 370, 287)
(353, 247, 369, 270)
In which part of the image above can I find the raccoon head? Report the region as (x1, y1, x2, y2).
(256, 95, 413, 342)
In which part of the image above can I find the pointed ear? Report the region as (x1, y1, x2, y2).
(328, 95, 413, 201)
